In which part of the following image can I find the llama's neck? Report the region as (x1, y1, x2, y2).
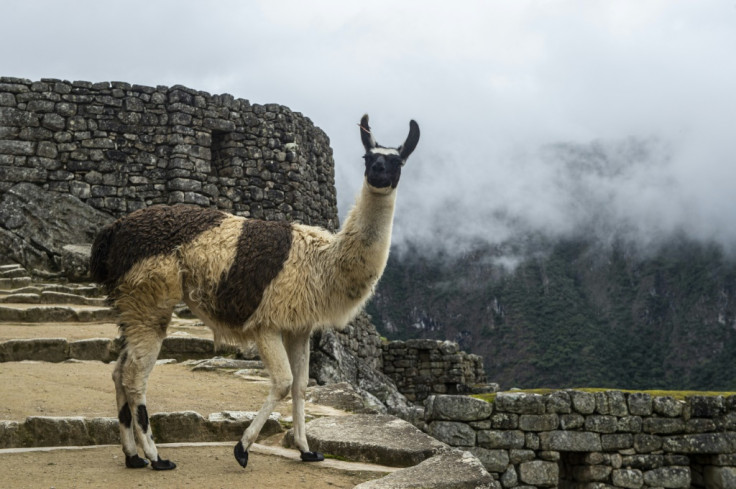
(329, 181, 397, 291)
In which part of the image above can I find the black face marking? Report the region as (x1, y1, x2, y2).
(137, 404, 149, 433)
(91, 205, 227, 295)
(364, 152, 403, 189)
(119, 404, 132, 428)
(214, 219, 293, 327)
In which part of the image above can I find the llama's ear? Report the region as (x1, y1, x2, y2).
(360, 114, 377, 152)
(399, 120, 420, 161)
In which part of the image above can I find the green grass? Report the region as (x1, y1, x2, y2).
(472, 387, 736, 404)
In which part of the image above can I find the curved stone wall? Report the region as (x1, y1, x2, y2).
(0, 76, 337, 229)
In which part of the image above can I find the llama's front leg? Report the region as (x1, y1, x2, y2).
(284, 330, 323, 462)
(234, 328, 292, 468)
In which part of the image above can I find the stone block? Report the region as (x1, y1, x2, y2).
(492, 412, 518, 429)
(477, 430, 526, 449)
(634, 433, 662, 453)
(617, 416, 643, 433)
(642, 466, 690, 488)
(468, 447, 510, 473)
(663, 432, 736, 454)
(495, 392, 545, 414)
(687, 396, 725, 418)
(622, 454, 664, 470)
(428, 421, 476, 447)
(68, 338, 114, 362)
(653, 396, 683, 417)
(0, 420, 23, 448)
(546, 390, 571, 413)
(426, 394, 493, 422)
(519, 414, 558, 431)
(627, 392, 653, 416)
(612, 468, 644, 489)
(560, 413, 585, 430)
(585, 415, 618, 433)
(150, 411, 214, 443)
(602, 433, 633, 451)
(0, 338, 68, 362)
(24, 416, 88, 447)
(85, 417, 118, 445)
(643, 417, 685, 434)
(568, 390, 596, 414)
(518, 460, 559, 487)
(539, 430, 602, 452)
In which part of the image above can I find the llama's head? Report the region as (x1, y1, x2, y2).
(360, 114, 420, 193)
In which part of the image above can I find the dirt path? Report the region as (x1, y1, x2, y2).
(0, 444, 381, 489)
(0, 318, 214, 342)
(0, 361, 295, 421)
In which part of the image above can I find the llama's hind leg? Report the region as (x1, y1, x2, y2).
(113, 256, 181, 470)
(284, 330, 323, 462)
(234, 328, 293, 468)
(112, 348, 148, 468)
(119, 327, 176, 470)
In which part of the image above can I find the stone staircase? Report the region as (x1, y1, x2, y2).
(0, 263, 497, 488)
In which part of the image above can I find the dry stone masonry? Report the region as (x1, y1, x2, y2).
(383, 338, 491, 402)
(0, 76, 337, 226)
(423, 390, 736, 488)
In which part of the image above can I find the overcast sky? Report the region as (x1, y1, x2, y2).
(4, 0, 736, 256)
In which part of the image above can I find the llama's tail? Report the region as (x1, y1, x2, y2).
(90, 223, 115, 287)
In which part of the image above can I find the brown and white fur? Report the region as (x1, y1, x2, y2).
(90, 114, 419, 470)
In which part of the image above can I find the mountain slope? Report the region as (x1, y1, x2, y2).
(367, 237, 736, 390)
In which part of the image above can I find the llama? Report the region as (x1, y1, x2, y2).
(90, 114, 419, 470)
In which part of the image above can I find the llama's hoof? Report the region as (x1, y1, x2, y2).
(234, 441, 249, 468)
(300, 450, 325, 462)
(150, 456, 177, 470)
(125, 454, 149, 469)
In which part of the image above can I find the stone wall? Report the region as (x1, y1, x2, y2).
(383, 339, 488, 402)
(0, 76, 337, 228)
(422, 390, 736, 488)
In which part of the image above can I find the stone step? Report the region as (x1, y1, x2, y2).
(0, 291, 106, 306)
(0, 304, 115, 322)
(0, 268, 29, 279)
(0, 337, 241, 363)
(0, 277, 32, 290)
(0, 410, 283, 449)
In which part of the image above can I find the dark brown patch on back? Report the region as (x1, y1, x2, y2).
(214, 219, 293, 327)
(91, 205, 226, 294)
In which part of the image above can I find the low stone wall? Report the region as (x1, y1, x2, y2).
(423, 391, 736, 488)
(0, 411, 282, 449)
(382, 339, 488, 402)
(0, 337, 239, 363)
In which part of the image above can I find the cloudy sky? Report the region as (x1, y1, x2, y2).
(4, 0, 736, 255)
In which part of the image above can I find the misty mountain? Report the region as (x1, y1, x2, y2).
(367, 235, 736, 391)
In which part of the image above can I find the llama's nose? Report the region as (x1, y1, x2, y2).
(372, 158, 385, 172)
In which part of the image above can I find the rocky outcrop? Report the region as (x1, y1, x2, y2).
(0, 182, 113, 273)
(354, 449, 499, 489)
(300, 414, 447, 467)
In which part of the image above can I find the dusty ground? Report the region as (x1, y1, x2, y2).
(0, 318, 213, 342)
(0, 361, 294, 421)
(0, 321, 388, 488)
(0, 444, 381, 489)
